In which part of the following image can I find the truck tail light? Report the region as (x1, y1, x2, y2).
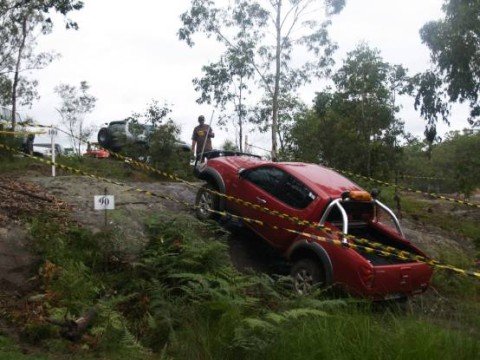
(359, 265, 374, 289)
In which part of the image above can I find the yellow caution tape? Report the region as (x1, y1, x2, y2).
(0, 141, 478, 281)
(334, 168, 480, 209)
(0, 130, 46, 136)
(11, 122, 479, 264)
(399, 175, 446, 181)
(20, 124, 472, 265)
(18, 120, 478, 208)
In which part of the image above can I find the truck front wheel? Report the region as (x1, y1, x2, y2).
(195, 184, 219, 221)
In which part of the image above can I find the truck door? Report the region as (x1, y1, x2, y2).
(232, 166, 317, 250)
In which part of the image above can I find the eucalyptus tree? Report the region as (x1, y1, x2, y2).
(415, 0, 480, 131)
(0, 0, 83, 130)
(289, 44, 409, 177)
(179, 0, 345, 160)
(55, 81, 96, 156)
(249, 92, 306, 158)
(193, 43, 255, 152)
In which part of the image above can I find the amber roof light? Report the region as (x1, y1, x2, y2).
(345, 190, 373, 202)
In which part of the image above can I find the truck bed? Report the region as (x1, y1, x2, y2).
(349, 224, 421, 266)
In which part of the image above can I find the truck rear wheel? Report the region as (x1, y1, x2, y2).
(291, 258, 324, 295)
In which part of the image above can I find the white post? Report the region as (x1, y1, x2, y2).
(50, 125, 56, 177)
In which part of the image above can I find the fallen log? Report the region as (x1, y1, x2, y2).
(47, 307, 97, 342)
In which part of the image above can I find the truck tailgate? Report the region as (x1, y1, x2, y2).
(372, 262, 432, 297)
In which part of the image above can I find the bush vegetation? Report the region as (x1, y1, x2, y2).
(1, 121, 479, 360)
(0, 211, 478, 359)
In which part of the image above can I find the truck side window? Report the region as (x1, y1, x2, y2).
(276, 176, 316, 209)
(245, 167, 285, 196)
(246, 168, 315, 209)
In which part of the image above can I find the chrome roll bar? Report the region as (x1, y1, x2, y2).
(373, 199, 404, 238)
(319, 198, 405, 244)
(319, 199, 348, 244)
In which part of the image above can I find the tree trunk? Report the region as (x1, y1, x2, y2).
(11, 15, 28, 131)
(78, 121, 82, 156)
(271, 0, 282, 161)
(238, 75, 243, 152)
(360, 85, 372, 176)
(278, 128, 284, 154)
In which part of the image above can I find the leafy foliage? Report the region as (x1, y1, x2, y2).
(420, 0, 480, 127)
(23, 212, 349, 358)
(179, 0, 346, 158)
(222, 139, 239, 151)
(5, 199, 478, 359)
(0, 0, 82, 129)
(193, 36, 255, 151)
(288, 43, 407, 178)
(55, 81, 97, 156)
(117, 100, 192, 179)
(401, 129, 480, 198)
(0, 132, 22, 159)
(129, 99, 172, 129)
(250, 93, 307, 158)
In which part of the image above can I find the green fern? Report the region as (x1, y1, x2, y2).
(281, 308, 328, 320)
(243, 318, 276, 331)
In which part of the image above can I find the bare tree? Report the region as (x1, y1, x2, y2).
(179, 0, 345, 160)
(0, 0, 83, 130)
(55, 81, 97, 156)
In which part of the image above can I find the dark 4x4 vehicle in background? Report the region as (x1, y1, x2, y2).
(194, 151, 433, 300)
(98, 119, 190, 153)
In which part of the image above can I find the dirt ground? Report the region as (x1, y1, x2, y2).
(26, 176, 198, 253)
(0, 224, 33, 294)
(0, 177, 70, 297)
(0, 174, 477, 299)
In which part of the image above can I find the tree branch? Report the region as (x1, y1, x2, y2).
(283, 0, 315, 43)
(213, 27, 274, 97)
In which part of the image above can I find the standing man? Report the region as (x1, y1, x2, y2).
(192, 115, 214, 159)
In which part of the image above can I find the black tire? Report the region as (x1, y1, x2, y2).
(195, 184, 220, 221)
(98, 128, 110, 148)
(291, 258, 324, 295)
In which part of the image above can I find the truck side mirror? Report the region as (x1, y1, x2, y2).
(238, 168, 246, 178)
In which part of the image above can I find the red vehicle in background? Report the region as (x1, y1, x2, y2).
(84, 143, 110, 159)
(194, 151, 433, 300)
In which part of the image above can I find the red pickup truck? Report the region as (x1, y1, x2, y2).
(194, 152, 433, 300)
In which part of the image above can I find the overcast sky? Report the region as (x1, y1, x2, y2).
(22, 0, 470, 149)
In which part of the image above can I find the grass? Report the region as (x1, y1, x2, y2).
(400, 195, 480, 249)
(1, 155, 479, 358)
(59, 157, 150, 181)
(0, 154, 159, 182)
(0, 153, 196, 183)
(0, 156, 39, 173)
(354, 178, 480, 253)
(2, 212, 475, 359)
(259, 311, 479, 360)
(0, 336, 48, 360)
